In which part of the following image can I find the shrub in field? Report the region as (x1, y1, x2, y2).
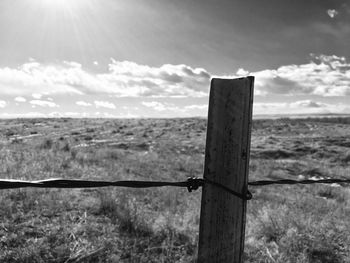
(341, 151, 350, 164)
(39, 138, 53, 150)
(5, 129, 16, 137)
(96, 190, 152, 235)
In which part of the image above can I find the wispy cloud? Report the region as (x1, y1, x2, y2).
(0, 100, 7, 108)
(30, 100, 59, 108)
(184, 104, 208, 111)
(14, 97, 26, 102)
(327, 9, 338, 18)
(141, 101, 208, 116)
(289, 100, 326, 108)
(94, 100, 116, 109)
(0, 111, 129, 119)
(142, 101, 167, 111)
(0, 112, 47, 118)
(76, 101, 92, 107)
(32, 93, 43, 99)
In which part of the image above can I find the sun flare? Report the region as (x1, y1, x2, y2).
(39, 0, 80, 9)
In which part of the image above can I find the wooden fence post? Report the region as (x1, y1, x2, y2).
(197, 77, 254, 263)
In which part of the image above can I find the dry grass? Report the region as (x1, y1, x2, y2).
(0, 117, 350, 262)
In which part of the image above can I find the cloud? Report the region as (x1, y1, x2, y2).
(100, 60, 211, 97)
(184, 104, 208, 110)
(0, 111, 119, 119)
(236, 68, 249, 76)
(141, 101, 190, 112)
(0, 100, 7, 108)
(0, 112, 47, 118)
(289, 100, 326, 108)
(14, 96, 26, 102)
(30, 100, 59, 108)
(0, 60, 211, 98)
(253, 100, 350, 115)
(247, 54, 350, 97)
(0, 55, 350, 115)
(141, 101, 178, 112)
(141, 101, 208, 116)
(76, 101, 92, 107)
(94, 100, 116, 109)
(32, 93, 42, 99)
(142, 101, 167, 111)
(0, 62, 83, 97)
(327, 9, 338, 18)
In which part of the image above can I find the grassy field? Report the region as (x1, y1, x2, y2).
(0, 117, 350, 262)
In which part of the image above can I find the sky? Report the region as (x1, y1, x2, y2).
(0, 0, 350, 118)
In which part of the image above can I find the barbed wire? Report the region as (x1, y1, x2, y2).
(248, 178, 350, 186)
(204, 178, 252, 200)
(0, 178, 196, 190)
(0, 177, 349, 201)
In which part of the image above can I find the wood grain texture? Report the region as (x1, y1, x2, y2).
(197, 77, 254, 263)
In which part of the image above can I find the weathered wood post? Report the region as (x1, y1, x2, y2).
(197, 77, 254, 263)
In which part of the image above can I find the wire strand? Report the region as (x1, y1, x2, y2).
(1, 177, 349, 201)
(0, 178, 192, 190)
(248, 178, 350, 186)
